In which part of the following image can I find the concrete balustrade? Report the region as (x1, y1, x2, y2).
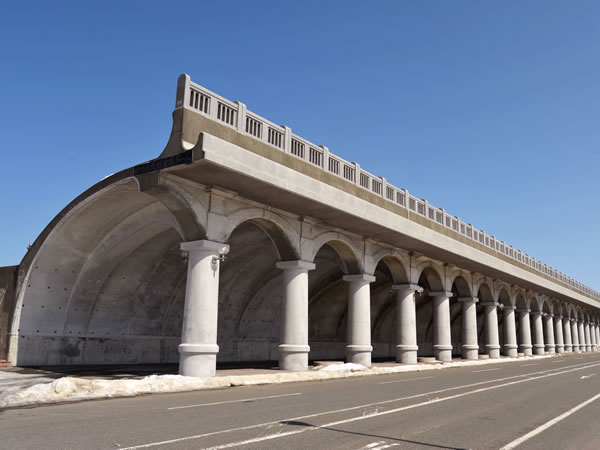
(392, 284, 421, 364)
(276, 260, 315, 371)
(458, 297, 479, 360)
(344, 274, 376, 367)
(430, 291, 453, 362)
(178, 240, 230, 377)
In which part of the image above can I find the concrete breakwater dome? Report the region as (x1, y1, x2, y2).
(1, 74, 599, 376)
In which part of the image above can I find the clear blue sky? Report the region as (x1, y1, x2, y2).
(1, 1, 598, 290)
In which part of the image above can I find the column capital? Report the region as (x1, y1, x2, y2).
(392, 283, 422, 292)
(531, 311, 542, 318)
(429, 290, 453, 298)
(555, 315, 563, 320)
(343, 274, 376, 283)
(480, 301, 501, 307)
(276, 260, 316, 271)
(457, 296, 479, 303)
(181, 239, 230, 255)
(517, 308, 531, 313)
(503, 305, 517, 310)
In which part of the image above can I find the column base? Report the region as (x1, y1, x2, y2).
(346, 344, 373, 367)
(178, 343, 219, 377)
(556, 345, 564, 353)
(519, 344, 532, 357)
(461, 344, 479, 360)
(592, 345, 598, 352)
(586, 345, 592, 352)
(395, 345, 418, 364)
(533, 344, 545, 355)
(433, 344, 452, 362)
(545, 345, 556, 354)
(564, 345, 572, 352)
(503, 344, 518, 357)
(279, 344, 310, 371)
(485, 344, 501, 359)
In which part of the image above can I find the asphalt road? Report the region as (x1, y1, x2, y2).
(1, 353, 599, 449)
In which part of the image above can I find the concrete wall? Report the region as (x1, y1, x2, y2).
(0, 265, 18, 361)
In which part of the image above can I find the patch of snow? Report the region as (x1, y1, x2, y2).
(316, 363, 367, 372)
(0, 354, 556, 409)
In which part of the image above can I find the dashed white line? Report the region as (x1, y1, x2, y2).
(168, 393, 302, 410)
(500, 392, 600, 449)
(379, 376, 434, 385)
(472, 368, 500, 373)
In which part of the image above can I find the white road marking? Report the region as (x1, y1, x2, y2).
(472, 368, 500, 373)
(362, 442, 385, 449)
(574, 357, 584, 360)
(580, 374, 595, 380)
(373, 444, 399, 449)
(499, 392, 600, 449)
(197, 362, 600, 450)
(379, 376, 434, 385)
(168, 393, 302, 410)
(552, 360, 567, 363)
(520, 364, 538, 367)
(121, 360, 600, 449)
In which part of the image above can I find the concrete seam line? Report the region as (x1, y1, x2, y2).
(499, 392, 600, 450)
(120, 361, 600, 450)
(197, 362, 600, 450)
(167, 392, 302, 410)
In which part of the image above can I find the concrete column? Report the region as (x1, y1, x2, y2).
(458, 297, 479, 360)
(392, 284, 421, 364)
(518, 309, 533, 356)
(554, 316, 564, 353)
(503, 305, 518, 357)
(430, 291, 453, 362)
(343, 274, 376, 367)
(481, 301, 500, 359)
(178, 240, 230, 378)
(571, 319, 580, 353)
(544, 314, 555, 354)
(590, 323, 598, 352)
(531, 312, 545, 355)
(563, 317, 572, 352)
(578, 320, 586, 352)
(584, 322, 592, 352)
(276, 260, 315, 371)
(595, 323, 600, 351)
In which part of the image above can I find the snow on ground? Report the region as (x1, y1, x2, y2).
(0, 354, 554, 409)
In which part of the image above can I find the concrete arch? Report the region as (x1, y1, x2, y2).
(417, 265, 445, 292)
(369, 248, 410, 284)
(515, 292, 528, 309)
(498, 287, 512, 306)
(224, 207, 300, 261)
(11, 177, 197, 366)
(450, 275, 472, 297)
(476, 281, 494, 302)
(304, 231, 363, 274)
(447, 268, 472, 295)
(414, 261, 445, 292)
